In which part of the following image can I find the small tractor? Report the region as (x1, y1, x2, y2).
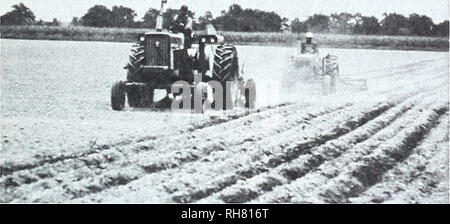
(111, 0, 256, 111)
(283, 35, 367, 95)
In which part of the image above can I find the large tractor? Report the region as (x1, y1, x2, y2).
(111, 1, 256, 111)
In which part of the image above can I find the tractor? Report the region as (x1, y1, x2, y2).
(283, 34, 367, 95)
(111, 1, 256, 111)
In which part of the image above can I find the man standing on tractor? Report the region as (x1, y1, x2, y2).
(301, 32, 319, 54)
(170, 5, 193, 48)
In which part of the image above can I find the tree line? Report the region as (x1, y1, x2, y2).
(291, 12, 449, 37)
(1, 3, 448, 37)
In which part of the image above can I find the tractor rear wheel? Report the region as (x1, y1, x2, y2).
(126, 43, 156, 108)
(111, 81, 125, 111)
(212, 45, 240, 110)
(127, 44, 145, 82)
(322, 55, 339, 95)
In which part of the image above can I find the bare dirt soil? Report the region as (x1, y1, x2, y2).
(1, 39, 448, 203)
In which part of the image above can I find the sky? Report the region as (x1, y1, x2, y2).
(0, 0, 448, 23)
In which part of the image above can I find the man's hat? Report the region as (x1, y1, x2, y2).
(180, 5, 188, 12)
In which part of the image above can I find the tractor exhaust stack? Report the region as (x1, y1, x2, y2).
(156, 0, 167, 32)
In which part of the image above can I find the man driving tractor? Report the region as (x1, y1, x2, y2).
(170, 5, 193, 48)
(301, 32, 318, 54)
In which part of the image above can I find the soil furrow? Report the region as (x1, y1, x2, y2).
(59, 103, 351, 201)
(349, 114, 449, 203)
(168, 101, 395, 203)
(68, 101, 382, 203)
(1, 103, 293, 177)
(250, 91, 444, 203)
(0, 102, 342, 202)
(201, 91, 427, 203)
(135, 104, 351, 174)
(316, 104, 448, 203)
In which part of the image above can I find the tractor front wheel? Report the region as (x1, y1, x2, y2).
(111, 81, 126, 111)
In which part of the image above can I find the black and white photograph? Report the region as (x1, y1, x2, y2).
(0, 0, 449, 205)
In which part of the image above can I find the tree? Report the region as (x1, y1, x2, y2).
(262, 11, 283, 32)
(214, 5, 242, 31)
(305, 14, 330, 33)
(163, 8, 195, 29)
(141, 7, 194, 29)
(433, 20, 449, 36)
(35, 19, 44, 26)
(110, 6, 137, 28)
(195, 11, 214, 30)
(240, 9, 282, 32)
(408, 14, 434, 36)
(51, 18, 60, 26)
(214, 4, 283, 32)
(380, 13, 409, 35)
(291, 18, 308, 33)
(281, 17, 290, 32)
(34, 18, 60, 26)
(142, 8, 159, 28)
(329, 12, 354, 34)
(81, 5, 112, 27)
(0, 3, 36, 25)
(71, 17, 81, 26)
(229, 4, 244, 17)
(354, 16, 380, 35)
